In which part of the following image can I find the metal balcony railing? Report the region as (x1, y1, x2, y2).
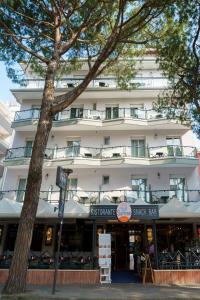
(0, 189, 199, 205)
(19, 76, 169, 89)
(5, 145, 197, 160)
(14, 107, 185, 123)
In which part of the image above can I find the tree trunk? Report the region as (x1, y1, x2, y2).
(2, 61, 57, 294)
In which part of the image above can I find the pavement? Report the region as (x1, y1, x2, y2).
(1, 283, 200, 300)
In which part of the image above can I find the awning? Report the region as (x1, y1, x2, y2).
(159, 197, 195, 218)
(36, 199, 57, 218)
(64, 199, 89, 218)
(0, 198, 22, 218)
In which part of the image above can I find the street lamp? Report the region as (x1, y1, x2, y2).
(52, 167, 73, 295)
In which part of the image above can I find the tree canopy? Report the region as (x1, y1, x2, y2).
(155, 0, 200, 137)
(0, 0, 182, 295)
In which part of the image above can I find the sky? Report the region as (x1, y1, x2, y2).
(0, 61, 200, 147)
(0, 62, 19, 103)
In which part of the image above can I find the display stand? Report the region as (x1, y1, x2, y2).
(98, 233, 111, 283)
(100, 265, 111, 284)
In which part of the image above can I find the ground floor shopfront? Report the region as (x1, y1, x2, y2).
(0, 218, 200, 284)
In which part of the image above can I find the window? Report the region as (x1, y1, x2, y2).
(31, 105, 40, 119)
(105, 106, 119, 119)
(131, 139, 145, 157)
(104, 136, 110, 145)
(130, 104, 144, 119)
(130, 107, 139, 118)
(102, 176, 109, 185)
(16, 178, 27, 202)
(70, 107, 83, 119)
(0, 225, 3, 244)
(67, 178, 78, 200)
(169, 177, 185, 201)
(166, 137, 182, 157)
(93, 103, 97, 110)
(24, 140, 33, 158)
(66, 140, 80, 157)
(31, 224, 44, 251)
(131, 178, 147, 202)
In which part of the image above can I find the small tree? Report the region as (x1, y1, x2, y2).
(0, 0, 176, 294)
(155, 0, 200, 137)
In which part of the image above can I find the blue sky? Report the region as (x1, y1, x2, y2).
(0, 62, 19, 103)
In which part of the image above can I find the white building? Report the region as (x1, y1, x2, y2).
(1, 56, 200, 276)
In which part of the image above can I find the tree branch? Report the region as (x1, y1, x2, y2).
(51, 2, 123, 113)
(59, 3, 102, 56)
(3, 3, 54, 27)
(0, 18, 49, 64)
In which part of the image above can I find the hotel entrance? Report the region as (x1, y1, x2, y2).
(106, 224, 144, 275)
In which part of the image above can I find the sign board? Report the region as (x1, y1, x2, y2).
(98, 233, 111, 266)
(90, 204, 159, 220)
(116, 202, 132, 222)
(58, 197, 65, 219)
(56, 166, 67, 190)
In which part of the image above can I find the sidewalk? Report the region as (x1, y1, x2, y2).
(1, 283, 200, 300)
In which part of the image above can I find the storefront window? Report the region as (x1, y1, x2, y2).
(146, 227, 153, 243)
(31, 224, 44, 251)
(0, 225, 3, 244)
(45, 226, 53, 246)
(5, 224, 18, 251)
(157, 224, 192, 253)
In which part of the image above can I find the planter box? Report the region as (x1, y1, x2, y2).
(153, 270, 200, 285)
(0, 269, 100, 285)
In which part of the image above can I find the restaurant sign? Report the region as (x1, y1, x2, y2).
(116, 202, 132, 222)
(90, 204, 159, 220)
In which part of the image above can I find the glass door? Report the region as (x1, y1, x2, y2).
(130, 107, 139, 118)
(131, 139, 145, 157)
(70, 107, 83, 119)
(24, 140, 33, 158)
(105, 106, 119, 119)
(166, 137, 182, 157)
(131, 178, 147, 202)
(68, 178, 78, 200)
(169, 177, 185, 201)
(66, 140, 80, 157)
(16, 178, 27, 202)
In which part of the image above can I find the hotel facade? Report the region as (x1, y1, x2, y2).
(0, 56, 200, 284)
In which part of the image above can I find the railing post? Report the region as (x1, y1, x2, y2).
(98, 190, 101, 203)
(145, 109, 147, 120)
(147, 145, 150, 158)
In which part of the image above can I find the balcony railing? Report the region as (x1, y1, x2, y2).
(13, 107, 181, 123)
(20, 76, 169, 89)
(0, 189, 199, 205)
(5, 145, 197, 161)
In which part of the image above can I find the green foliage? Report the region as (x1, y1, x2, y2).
(155, 0, 200, 137)
(0, 0, 177, 86)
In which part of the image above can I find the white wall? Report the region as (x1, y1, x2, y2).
(12, 130, 194, 150)
(3, 166, 200, 199)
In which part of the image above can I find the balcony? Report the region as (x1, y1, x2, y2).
(0, 189, 199, 205)
(19, 76, 169, 89)
(4, 145, 198, 168)
(12, 108, 190, 131)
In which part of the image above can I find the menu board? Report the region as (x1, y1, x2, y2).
(98, 233, 111, 266)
